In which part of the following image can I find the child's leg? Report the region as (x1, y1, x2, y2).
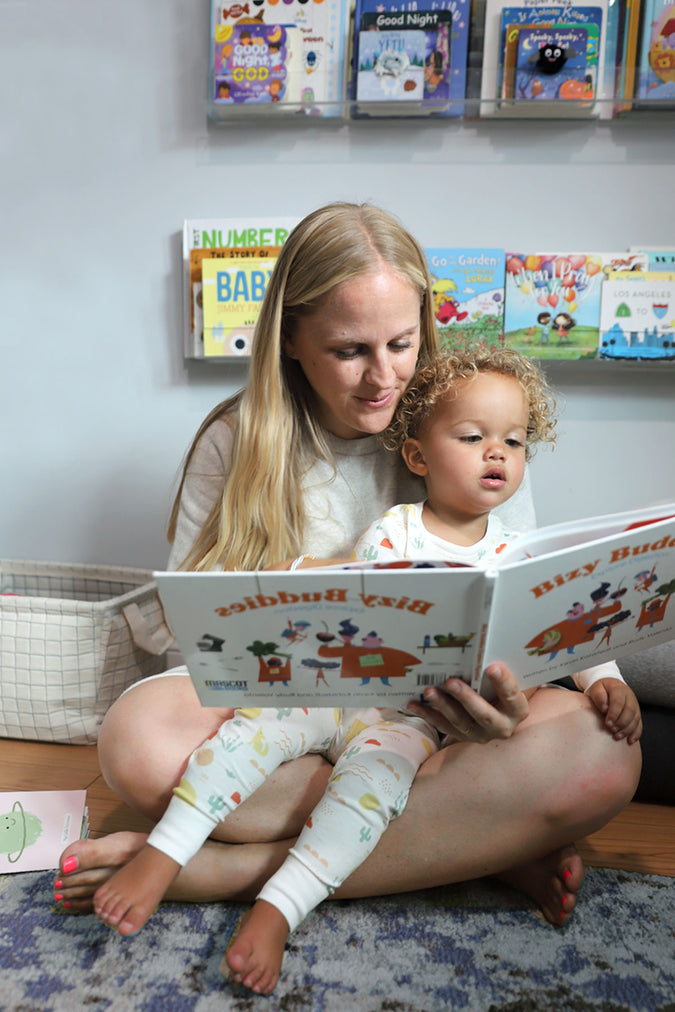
(224, 713, 439, 991)
(94, 707, 337, 935)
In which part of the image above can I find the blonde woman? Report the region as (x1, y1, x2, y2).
(56, 204, 641, 986)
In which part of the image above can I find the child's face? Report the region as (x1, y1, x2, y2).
(402, 371, 528, 520)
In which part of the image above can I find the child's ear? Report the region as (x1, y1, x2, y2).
(402, 438, 428, 476)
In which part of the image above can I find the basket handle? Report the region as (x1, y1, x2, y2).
(122, 603, 175, 656)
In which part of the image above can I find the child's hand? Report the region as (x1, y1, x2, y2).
(586, 678, 642, 744)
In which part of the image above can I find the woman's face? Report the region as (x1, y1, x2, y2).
(284, 267, 422, 440)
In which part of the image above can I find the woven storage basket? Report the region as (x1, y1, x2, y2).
(0, 560, 174, 744)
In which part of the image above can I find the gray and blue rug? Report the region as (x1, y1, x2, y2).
(1, 867, 674, 1011)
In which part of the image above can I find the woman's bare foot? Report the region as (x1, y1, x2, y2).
(55, 833, 149, 911)
(221, 900, 289, 994)
(498, 844, 584, 926)
(93, 845, 180, 935)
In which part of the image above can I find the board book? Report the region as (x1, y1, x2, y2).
(0, 790, 88, 873)
(599, 272, 675, 359)
(182, 217, 297, 358)
(212, 23, 303, 106)
(354, 10, 453, 114)
(635, 0, 675, 103)
(155, 502, 675, 708)
(424, 247, 506, 346)
(503, 250, 649, 359)
(350, 0, 471, 118)
(479, 0, 620, 118)
(201, 253, 279, 358)
(501, 23, 598, 102)
(209, 0, 350, 117)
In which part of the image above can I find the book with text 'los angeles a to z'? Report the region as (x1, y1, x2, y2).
(155, 503, 675, 707)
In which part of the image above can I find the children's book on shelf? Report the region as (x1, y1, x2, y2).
(0, 790, 88, 873)
(599, 271, 675, 359)
(350, 0, 471, 117)
(208, 0, 350, 118)
(635, 0, 675, 102)
(628, 246, 675, 270)
(182, 217, 297, 359)
(212, 22, 303, 106)
(354, 10, 453, 114)
(155, 502, 675, 707)
(503, 250, 649, 359)
(424, 248, 506, 346)
(479, 0, 622, 118)
(616, 0, 643, 109)
(501, 23, 598, 103)
(202, 253, 279, 358)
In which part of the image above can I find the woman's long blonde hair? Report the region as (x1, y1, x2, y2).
(168, 202, 439, 571)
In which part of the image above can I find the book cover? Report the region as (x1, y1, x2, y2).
(424, 248, 506, 346)
(0, 791, 88, 873)
(636, 0, 675, 101)
(355, 10, 452, 113)
(507, 24, 597, 101)
(351, 0, 470, 117)
(212, 23, 303, 105)
(628, 246, 675, 270)
(202, 254, 278, 358)
(155, 502, 675, 707)
(182, 217, 296, 358)
(480, 0, 616, 118)
(210, 0, 350, 116)
(503, 250, 649, 359)
(599, 272, 675, 359)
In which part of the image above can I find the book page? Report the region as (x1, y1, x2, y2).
(156, 567, 490, 707)
(479, 513, 675, 693)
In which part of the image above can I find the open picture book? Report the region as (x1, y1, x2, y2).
(155, 502, 675, 707)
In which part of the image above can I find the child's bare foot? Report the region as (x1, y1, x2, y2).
(498, 844, 584, 926)
(93, 845, 180, 935)
(221, 900, 289, 994)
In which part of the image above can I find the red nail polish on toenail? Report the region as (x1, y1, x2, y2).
(54, 894, 63, 902)
(64, 902, 71, 909)
(564, 869, 571, 882)
(63, 856, 78, 874)
(54, 880, 62, 889)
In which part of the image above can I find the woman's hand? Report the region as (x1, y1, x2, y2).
(405, 664, 530, 744)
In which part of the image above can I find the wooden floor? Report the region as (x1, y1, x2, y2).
(1, 737, 674, 877)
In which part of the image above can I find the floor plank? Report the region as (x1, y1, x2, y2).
(1, 738, 673, 876)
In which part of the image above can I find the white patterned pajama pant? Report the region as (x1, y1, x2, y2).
(146, 705, 439, 931)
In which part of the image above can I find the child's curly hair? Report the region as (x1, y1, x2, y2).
(384, 341, 557, 461)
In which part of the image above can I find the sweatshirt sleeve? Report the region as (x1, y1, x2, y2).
(571, 660, 625, 693)
(167, 417, 235, 570)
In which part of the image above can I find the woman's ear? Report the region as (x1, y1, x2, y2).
(402, 438, 428, 476)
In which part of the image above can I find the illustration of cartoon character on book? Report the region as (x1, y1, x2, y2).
(1, 800, 42, 866)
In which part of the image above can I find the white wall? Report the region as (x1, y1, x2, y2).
(1, 1, 674, 569)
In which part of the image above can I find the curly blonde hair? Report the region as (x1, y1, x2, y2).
(383, 341, 557, 461)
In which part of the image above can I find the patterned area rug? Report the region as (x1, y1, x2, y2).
(1, 867, 674, 1011)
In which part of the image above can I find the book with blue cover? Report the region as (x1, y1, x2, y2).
(351, 0, 470, 117)
(503, 24, 598, 101)
(635, 0, 675, 102)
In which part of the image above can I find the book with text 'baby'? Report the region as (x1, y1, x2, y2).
(201, 253, 279, 358)
(155, 503, 675, 707)
(503, 250, 649, 359)
(182, 217, 297, 358)
(0, 791, 88, 873)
